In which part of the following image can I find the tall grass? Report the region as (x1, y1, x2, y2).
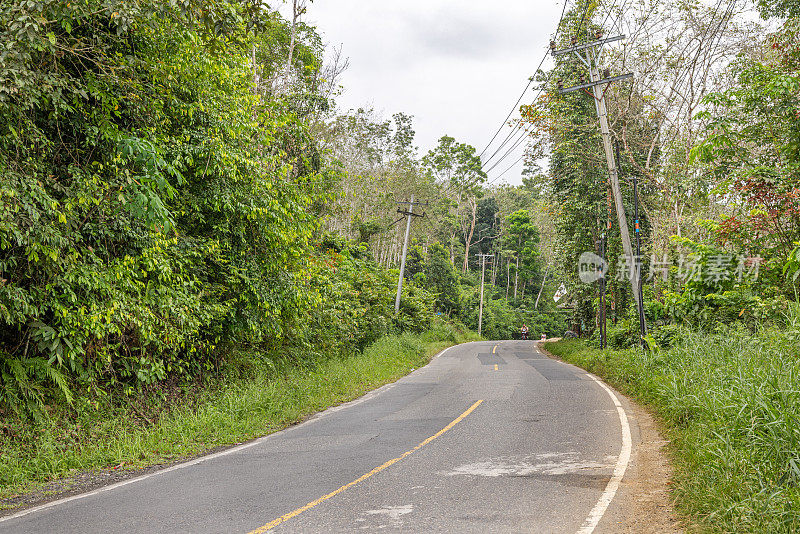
(547, 311, 800, 533)
(0, 323, 478, 505)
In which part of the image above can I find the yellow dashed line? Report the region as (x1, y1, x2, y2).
(492, 345, 497, 354)
(494, 364, 498, 371)
(248, 400, 484, 533)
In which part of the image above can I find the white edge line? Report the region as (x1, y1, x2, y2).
(576, 374, 633, 534)
(0, 341, 469, 524)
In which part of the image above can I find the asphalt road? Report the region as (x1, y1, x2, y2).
(0, 340, 632, 533)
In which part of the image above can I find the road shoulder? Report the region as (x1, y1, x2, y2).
(540, 342, 685, 533)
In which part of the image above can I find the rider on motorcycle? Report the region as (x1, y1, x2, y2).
(520, 324, 529, 340)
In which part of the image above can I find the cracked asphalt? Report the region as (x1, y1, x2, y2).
(0, 340, 633, 534)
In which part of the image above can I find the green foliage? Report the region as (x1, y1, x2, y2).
(293, 241, 436, 358)
(0, 355, 72, 419)
(756, 0, 800, 18)
(606, 319, 639, 349)
(503, 209, 541, 283)
(693, 34, 800, 259)
(0, 323, 475, 496)
(404, 244, 426, 282)
(659, 236, 791, 328)
(0, 0, 328, 417)
(421, 135, 486, 189)
(423, 243, 461, 315)
(458, 282, 567, 340)
(647, 323, 686, 349)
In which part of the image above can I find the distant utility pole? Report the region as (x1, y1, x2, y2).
(626, 139, 646, 347)
(552, 33, 646, 336)
(394, 196, 427, 313)
(598, 232, 607, 349)
(476, 254, 494, 336)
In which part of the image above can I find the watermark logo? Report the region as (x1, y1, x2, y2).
(578, 252, 608, 283)
(577, 252, 764, 284)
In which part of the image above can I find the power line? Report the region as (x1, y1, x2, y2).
(478, 80, 534, 160)
(477, 0, 570, 164)
(439, 0, 616, 193)
(490, 153, 527, 184)
(480, 73, 553, 180)
(483, 0, 634, 186)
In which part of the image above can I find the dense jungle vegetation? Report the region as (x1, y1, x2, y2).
(1, 0, 799, 528)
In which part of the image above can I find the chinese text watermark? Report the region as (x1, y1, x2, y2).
(577, 253, 764, 284)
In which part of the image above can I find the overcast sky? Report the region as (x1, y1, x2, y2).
(287, 0, 566, 186)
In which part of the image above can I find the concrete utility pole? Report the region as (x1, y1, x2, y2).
(552, 34, 646, 335)
(394, 196, 427, 313)
(476, 254, 494, 336)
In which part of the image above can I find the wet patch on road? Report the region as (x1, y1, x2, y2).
(522, 359, 582, 380)
(356, 504, 414, 529)
(514, 351, 547, 360)
(477, 353, 506, 365)
(441, 452, 613, 481)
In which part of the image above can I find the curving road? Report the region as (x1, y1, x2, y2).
(0, 341, 634, 533)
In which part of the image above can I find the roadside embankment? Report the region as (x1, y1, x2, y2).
(546, 326, 800, 533)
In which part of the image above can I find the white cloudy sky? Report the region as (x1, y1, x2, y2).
(286, 0, 567, 185)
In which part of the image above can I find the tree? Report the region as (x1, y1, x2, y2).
(692, 18, 800, 264)
(0, 0, 327, 410)
(422, 136, 486, 270)
(504, 210, 541, 300)
(404, 244, 426, 282)
(424, 243, 460, 315)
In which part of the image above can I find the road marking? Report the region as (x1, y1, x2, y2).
(248, 399, 484, 533)
(494, 364, 498, 371)
(492, 344, 497, 353)
(576, 375, 632, 534)
(0, 343, 470, 525)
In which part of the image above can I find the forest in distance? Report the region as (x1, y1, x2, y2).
(1, 0, 800, 529)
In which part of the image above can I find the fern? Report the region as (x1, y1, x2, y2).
(43, 364, 74, 405)
(0, 354, 73, 419)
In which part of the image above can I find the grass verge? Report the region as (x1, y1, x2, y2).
(0, 322, 480, 508)
(546, 324, 800, 533)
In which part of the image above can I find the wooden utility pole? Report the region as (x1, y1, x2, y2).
(476, 254, 494, 336)
(535, 265, 549, 310)
(632, 170, 646, 346)
(394, 196, 427, 313)
(552, 34, 646, 334)
(599, 232, 607, 349)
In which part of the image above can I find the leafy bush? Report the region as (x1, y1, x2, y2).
(0, 1, 328, 416)
(648, 323, 686, 348)
(606, 319, 639, 349)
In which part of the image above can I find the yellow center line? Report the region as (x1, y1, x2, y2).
(494, 364, 498, 371)
(248, 399, 484, 533)
(492, 344, 497, 354)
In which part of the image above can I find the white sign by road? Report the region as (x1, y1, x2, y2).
(553, 283, 567, 302)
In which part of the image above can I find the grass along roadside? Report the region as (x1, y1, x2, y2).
(0, 323, 480, 511)
(545, 323, 800, 533)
